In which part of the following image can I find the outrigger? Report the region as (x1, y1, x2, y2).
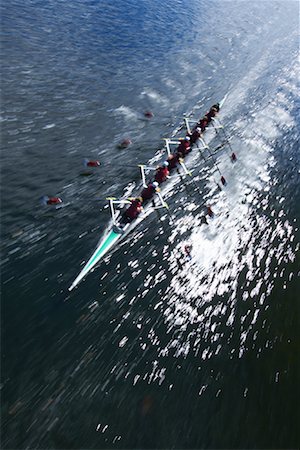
(69, 95, 230, 291)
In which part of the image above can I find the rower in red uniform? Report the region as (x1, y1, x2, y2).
(176, 136, 191, 156)
(141, 181, 159, 201)
(197, 116, 209, 132)
(189, 127, 201, 145)
(167, 152, 182, 171)
(154, 161, 169, 184)
(122, 197, 143, 223)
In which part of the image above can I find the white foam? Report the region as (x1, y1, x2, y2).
(43, 123, 56, 130)
(114, 105, 138, 120)
(140, 88, 169, 106)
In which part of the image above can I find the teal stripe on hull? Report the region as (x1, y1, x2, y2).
(84, 230, 121, 272)
(69, 230, 122, 290)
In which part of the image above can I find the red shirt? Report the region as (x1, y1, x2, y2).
(125, 200, 142, 220)
(190, 128, 201, 145)
(141, 185, 155, 201)
(155, 167, 169, 184)
(176, 140, 191, 156)
(198, 118, 208, 132)
(167, 154, 179, 170)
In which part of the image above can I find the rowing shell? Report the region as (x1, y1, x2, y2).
(68, 94, 228, 291)
(68, 208, 153, 291)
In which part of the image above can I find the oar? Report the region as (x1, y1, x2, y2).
(176, 167, 197, 204)
(175, 167, 212, 224)
(91, 162, 158, 170)
(156, 191, 175, 225)
(212, 118, 237, 161)
(178, 159, 204, 199)
(83, 162, 135, 169)
(196, 143, 224, 189)
(212, 141, 230, 155)
(151, 199, 185, 270)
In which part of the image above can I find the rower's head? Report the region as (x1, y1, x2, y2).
(152, 181, 159, 189)
(185, 136, 190, 141)
(162, 161, 169, 167)
(196, 127, 201, 133)
(137, 197, 143, 203)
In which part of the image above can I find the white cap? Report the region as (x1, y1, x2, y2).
(196, 127, 201, 133)
(185, 136, 190, 141)
(152, 181, 159, 188)
(162, 161, 169, 167)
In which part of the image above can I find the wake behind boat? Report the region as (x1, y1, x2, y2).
(69, 95, 230, 291)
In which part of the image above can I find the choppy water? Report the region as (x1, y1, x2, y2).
(1, 0, 299, 448)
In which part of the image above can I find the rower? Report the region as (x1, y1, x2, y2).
(167, 152, 182, 171)
(197, 116, 209, 132)
(121, 197, 143, 223)
(141, 181, 159, 201)
(189, 127, 201, 145)
(154, 161, 170, 184)
(176, 136, 191, 156)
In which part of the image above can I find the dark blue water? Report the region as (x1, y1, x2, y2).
(1, 0, 299, 448)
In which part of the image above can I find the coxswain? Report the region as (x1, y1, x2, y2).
(189, 127, 201, 145)
(41, 196, 63, 205)
(206, 106, 219, 121)
(122, 197, 143, 223)
(154, 161, 170, 184)
(176, 136, 191, 156)
(83, 159, 101, 167)
(141, 181, 159, 201)
(211, 103, 220, 112)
